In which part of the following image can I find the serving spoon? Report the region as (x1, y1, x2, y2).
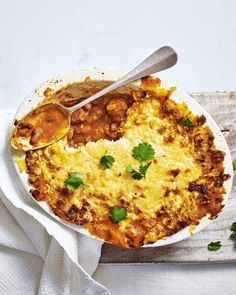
(11, 46, 177, 151)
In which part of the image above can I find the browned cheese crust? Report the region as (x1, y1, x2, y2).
(25, 77, 230, 248)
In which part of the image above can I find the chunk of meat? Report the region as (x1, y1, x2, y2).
(106, 99, 129, 122)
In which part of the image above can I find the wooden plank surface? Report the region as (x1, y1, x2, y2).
(99, 91, 236, 264)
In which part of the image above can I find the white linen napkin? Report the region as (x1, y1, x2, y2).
(0, 109, 110, 295)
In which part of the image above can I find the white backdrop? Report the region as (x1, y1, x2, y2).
(0, 0, 236, 109)
(0, 0, 236, 294)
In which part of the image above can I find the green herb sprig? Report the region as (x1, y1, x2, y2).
(127, 162, 152, 180)
(207, 241, 222, 251)
(132, 143, 155, 161)
(64, 172, 86, 191)
(230, 221, 236, 240)
(109, 207, 127, 223)
(182, 117, 195, 127)
(100, 154, 115, 169)
(233, 159, 236, 171)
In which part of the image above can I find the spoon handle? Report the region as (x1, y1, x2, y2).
(69, 46, 177, 112)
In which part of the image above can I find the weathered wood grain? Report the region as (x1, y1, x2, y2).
(100, 91, 236, 264)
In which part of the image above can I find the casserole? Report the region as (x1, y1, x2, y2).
(11, 68, 233, 248)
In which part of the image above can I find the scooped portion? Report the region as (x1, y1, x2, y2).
(47, 80, 144, 147)
(11, 103, 70, 151)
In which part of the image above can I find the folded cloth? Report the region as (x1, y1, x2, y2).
(0, 109, 110, 295)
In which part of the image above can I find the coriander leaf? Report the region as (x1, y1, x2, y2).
(207, 241, 222, 251)
(109, 207, 127, 223)
(64, 172, 85, 191)
(100, 154, 115, 169)
(132, 142, 155, 161)
(230, 222, 236, 232)
(139, 162, 152, 177)
(126, 165, 143, 180)
(230, 231, 236, 240)
(233, 159, 236, 171)
(182, 117, 195, 127)
(126, 162, 152, 180)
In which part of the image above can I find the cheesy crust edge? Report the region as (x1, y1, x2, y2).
(21, 77, 230, 248)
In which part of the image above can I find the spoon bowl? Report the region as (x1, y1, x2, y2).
(11, 103, 70, 151)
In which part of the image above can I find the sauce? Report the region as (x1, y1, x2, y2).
(68, 94, 135, 146)
(12, 104, 69, 149)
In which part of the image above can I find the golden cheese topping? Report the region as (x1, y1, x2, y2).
(22, 77, 230, 248)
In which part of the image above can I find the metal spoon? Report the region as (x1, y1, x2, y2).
(11, 46, 177, 151)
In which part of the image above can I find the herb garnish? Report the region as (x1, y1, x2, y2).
(230, 231, 236, 240)
(132, 143, 155, 161)
(182, 117, 195, 127)
(64, 172, 86, 191)
(100, 154, 115, 169)
(233, 159, 236, 171)
(230, 221, 236, 240)
(230, 222, 236, 232)
(127, 162, 152, 180)
(207, 241, 222, 251)
(109, 207, 127, 223)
